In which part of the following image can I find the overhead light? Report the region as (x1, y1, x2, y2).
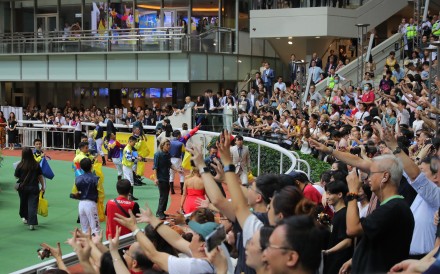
(288, 41, 293, 45)
(276, 37, 280, 39)
(213, 43, 217, 46)
(315, 36, 320, 39)
(288, 36, 293, 39)
(238, 59, 242, 63)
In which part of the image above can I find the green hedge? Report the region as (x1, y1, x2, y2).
(207, 138, 330, 182)
(247, 143, 330, 182)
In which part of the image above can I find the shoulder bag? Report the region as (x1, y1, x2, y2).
(15, 171, 30, 191)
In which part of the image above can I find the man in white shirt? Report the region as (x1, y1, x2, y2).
(220, 88, 236, 107)
(309, 60, 323, 84)
(390, 100, 410, 126)
(273, 76, 286, 92)
(354, 103, 370, 126)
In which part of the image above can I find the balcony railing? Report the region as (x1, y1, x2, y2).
(0, 27, 234, 54)
(251, 0, 371, 10)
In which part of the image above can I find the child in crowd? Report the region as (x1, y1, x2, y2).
(107, 132, 123, 181)
(88, 132, 97, 156)
(75, 158, 100, 234)
(33, 138, 47, 189)
(105, 179, 140, 240)
(75, 135, 88, 155)
(122, 136, 142, 201)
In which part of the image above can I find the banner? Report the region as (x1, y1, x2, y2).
(102, 132, 155, 159)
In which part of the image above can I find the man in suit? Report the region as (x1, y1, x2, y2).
(289, 54, 298, 84)
(324, 56, 337, 75)
(310, 52, 323, 68)
(230, 135, 251, 185)
(262, 62, 275, 98)
(253, 72, 263, 90)
(247, 87, 258, 113)
(204, 89, 220, 131)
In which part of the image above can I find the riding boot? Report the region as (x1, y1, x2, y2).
(170, 181, 175, 194)
(101, 156, 106, 166)
(180, 182, 184, 195)
(129, 186, 138, 201)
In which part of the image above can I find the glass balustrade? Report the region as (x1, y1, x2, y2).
(0, 27, 234, 54)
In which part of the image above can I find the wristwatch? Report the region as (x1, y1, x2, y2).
(199, 166, 210, 175)
(392, 147, 402, 155)
(223, 164, 236, 173)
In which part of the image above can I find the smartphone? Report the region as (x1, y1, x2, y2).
(205, 224, 226, 252)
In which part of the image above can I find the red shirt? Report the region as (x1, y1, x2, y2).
(303, 184, 322, 205)
(361, 91, 375, 104)
(105, 196, 140, 239)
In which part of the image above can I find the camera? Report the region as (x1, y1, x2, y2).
(207, 155, 220, 176)
(37, 248, 51, 260)
(69, 193, 80, 200)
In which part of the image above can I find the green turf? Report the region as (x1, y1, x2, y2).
(0, 155, 159, 273)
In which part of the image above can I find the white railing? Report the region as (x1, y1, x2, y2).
(315, 32, 404, 93)
(18, 121, 297, 175)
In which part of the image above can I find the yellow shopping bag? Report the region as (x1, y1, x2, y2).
(37, 191, 48, 217)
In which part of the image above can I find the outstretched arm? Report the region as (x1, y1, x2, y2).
(309, 138, 371, 172)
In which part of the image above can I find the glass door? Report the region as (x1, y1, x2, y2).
(36, 14, 58, 52)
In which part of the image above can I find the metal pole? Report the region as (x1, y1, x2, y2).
(428, 41, 440, 131)
(355, 24, 369, 86)
(257, 144, 261, 176)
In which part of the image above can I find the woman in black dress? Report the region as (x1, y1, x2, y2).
(7, 112, 17, 150)
(14, 147, 45, 230)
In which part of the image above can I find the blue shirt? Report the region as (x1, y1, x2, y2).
(153, 151, 172, 182)
(75, 172, 99, 202)
(404, 172, 440, 255)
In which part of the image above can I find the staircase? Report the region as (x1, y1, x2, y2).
(315, 32, 404, 93)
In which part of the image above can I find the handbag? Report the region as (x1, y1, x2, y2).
(40, 157, 55, 180)
(37, 191, 48, 217)
(14, 171, 30, 191)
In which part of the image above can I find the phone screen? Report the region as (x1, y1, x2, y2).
(205, 224, 226, 252)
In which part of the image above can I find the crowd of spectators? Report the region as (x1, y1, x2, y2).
(4, 12, 440, 274)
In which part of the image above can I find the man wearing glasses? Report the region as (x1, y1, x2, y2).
(262, 215, 324, 274)
(309, 139, 415, 274)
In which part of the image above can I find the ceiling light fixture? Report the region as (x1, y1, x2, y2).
(288, 41, 293, 45)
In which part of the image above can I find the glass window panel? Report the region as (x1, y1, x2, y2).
(60, 0, 82, 32)
(108, 1, 135, 30)
(36, 0, 57, 14)
(136, 1, 160, 28)
(14, 1, 35, 32)
(165, 0, 189, 8)
(191, 0, 218, 34)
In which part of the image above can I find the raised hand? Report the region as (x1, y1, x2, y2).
(40, 242, 62, 259)
(308, 138, 331, 154)
(346, 168, 362, 193)
(216, 130, 232, 164)
(114, 210, 138, 231)
(92, 230, 103, 245)
(108, 226, 121, 252)
(195, 198, 210, 209)
(212, 157, 225, 181)
(135, 203, 156, 224)
(186, 146, 205, 168)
